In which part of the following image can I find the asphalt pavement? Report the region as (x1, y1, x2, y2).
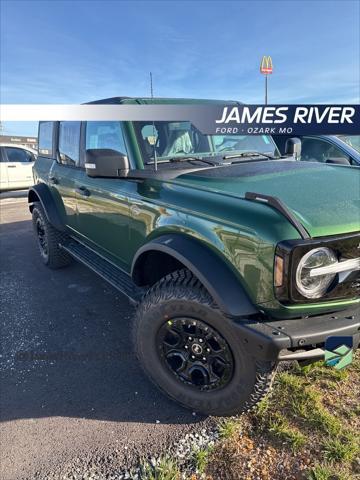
(0, 191, 208, 480)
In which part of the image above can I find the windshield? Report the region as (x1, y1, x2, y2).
(133, 121, 280, 164)
(338, 135, 360, 154)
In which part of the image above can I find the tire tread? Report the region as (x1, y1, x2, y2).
(134, 268, 276, 416)
(32, 202, 71, 269)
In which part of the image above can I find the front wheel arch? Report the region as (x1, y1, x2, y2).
(131, 234, 258, 318)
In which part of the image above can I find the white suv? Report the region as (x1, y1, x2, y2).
(0, 144, 37, 191)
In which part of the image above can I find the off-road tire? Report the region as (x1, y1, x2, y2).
(134, 268, 277, 416)
(32, 202, 72, 269)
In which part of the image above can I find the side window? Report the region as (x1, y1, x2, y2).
(59, 121, 81, 166)
(301, 138, 350, 163)
(301, 139, 331, 163)
(38, 121, 54, 157)
(327, 144, 349, 160)
(4, 147, 34, 163)
(85, 121, 127, 155)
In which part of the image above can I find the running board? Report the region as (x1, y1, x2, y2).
(61, 240, 145, 303)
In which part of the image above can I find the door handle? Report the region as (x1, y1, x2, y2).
(7, 165, 16, 168)
(49, 175, 58, 184)
(76, 186, 91, 197)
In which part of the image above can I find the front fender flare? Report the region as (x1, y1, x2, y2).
(131, 234, 258, 318)
(28, 183, 65, 231)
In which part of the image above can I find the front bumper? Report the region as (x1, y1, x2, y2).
(235, 308, 360, 362)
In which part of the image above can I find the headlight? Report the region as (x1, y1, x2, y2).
(295, 247, 338, 299)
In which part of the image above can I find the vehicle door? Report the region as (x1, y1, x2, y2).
(74, 121, 132, 269)
(46, 121, 81, 232)
(300, 137, 351, 164)
(2, 146, 35, 189)
(0, 147, 9, 190)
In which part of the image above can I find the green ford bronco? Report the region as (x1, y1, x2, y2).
(29, 97, 360, 416)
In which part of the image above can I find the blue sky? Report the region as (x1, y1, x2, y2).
(1, 0, 359, 136)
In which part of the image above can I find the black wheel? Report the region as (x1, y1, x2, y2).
(32, 202, 72, 269)
(134, 269, 276, 416)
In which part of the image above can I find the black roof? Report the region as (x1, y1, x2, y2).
(84, 97, 131, 105)
(84, 97, 240, 105)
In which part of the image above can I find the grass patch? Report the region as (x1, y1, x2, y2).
(218, 418, 239, 439)
(309, 405, 343, 436)
(192, 446, 212, 474)
(307, 462, 354, 480)
(296, 361, 349, 382)
(322, 435, 359, 463)
(268, 412, 307, 451)
(275, 371, 343, 436)
(140, 456, 180, 480)
(255, 394, 271, 418)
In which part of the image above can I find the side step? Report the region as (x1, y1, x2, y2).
(61, 240, 145, 303)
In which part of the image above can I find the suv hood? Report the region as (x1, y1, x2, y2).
(175, 160, 360, 238)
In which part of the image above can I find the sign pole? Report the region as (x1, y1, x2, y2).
(265, 75, 268, 105)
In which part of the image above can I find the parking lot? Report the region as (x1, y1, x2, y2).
(0, 192, 208, 480)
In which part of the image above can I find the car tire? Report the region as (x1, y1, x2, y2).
(134, 268, 276, 416)
(32, 202, 72, 269)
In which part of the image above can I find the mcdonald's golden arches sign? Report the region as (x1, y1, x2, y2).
(260, 56, 273, 74)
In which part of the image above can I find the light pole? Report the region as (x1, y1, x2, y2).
(260, 56, 273, 104)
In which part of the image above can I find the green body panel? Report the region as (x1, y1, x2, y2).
(32, 98, 360, 320)
(174, 161, 360, 238)
(123, 170, 359, 318)
(37, 162, 359, 319)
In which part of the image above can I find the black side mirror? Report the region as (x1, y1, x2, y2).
(285, 137, 302, 160)
(326, 157, 351, 165)
(85, 149, 129, 178)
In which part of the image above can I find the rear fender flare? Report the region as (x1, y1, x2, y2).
(28, 184, 65, 231)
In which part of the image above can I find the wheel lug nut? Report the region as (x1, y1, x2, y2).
(199, 339, 203, 343)
(185, 345, 188, 349)
(188, 337, 192, 341)
(202, 357, 206, 361)
(206, 348, 210, 352)
(191, 355, 195, 359)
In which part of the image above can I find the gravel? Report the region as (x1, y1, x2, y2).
(43, 421, 220, 480)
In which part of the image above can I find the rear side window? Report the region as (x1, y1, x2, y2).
(85, 121, 127, 154)
(4, 147, 34, 163)
(38, 122, 54, 157)
(59, 122, 81, 166)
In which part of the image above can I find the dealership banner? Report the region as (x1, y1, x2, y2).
(1, 104, 359, 135)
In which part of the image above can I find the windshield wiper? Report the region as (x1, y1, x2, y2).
(223, 151, 275, 162)
(148, 156, 221, 166)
